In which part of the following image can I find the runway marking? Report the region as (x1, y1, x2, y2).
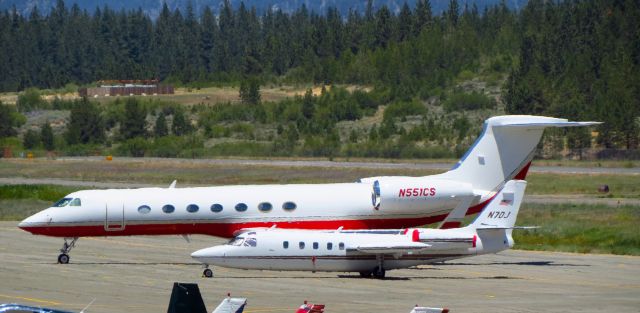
(0, 293, 61, 306)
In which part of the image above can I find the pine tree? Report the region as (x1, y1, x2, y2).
(239, 78, 261, 105)
(154, 113, 168, 137)
(172, 109, 192, 136)
(40, 122, 55, 151)
(23, 129, 40, 149)
(120, 98, 146, 140)
(65, 98, 104, 145)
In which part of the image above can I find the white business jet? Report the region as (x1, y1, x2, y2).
(19, 116, 597, 264)
(191, 180, 529, 278)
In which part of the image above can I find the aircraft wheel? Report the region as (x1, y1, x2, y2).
(203, 268, 213, 278)
(359, 271, 372, 278)
(372, 267, 385, 279)
(58, 253, 70, 264)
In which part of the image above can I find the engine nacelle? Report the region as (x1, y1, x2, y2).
(363, 176, 474, 214)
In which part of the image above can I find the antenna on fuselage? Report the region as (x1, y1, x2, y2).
(169, 180, 177, 188)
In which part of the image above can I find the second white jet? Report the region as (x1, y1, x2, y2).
(191, 180, 531, 278)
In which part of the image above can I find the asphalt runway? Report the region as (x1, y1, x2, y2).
(1, 222, 638, 313)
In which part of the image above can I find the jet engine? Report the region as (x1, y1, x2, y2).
(359, 176, 475, 214)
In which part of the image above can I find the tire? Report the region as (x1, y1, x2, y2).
(203, 268, 213, 278)
(58, 254, 70, 264)
(372, 266, 385, 279)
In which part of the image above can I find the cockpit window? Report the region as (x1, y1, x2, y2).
(228, 237, 245, 246)
(53, 198, 73, 207)
(69, 198, 81, 206)
(244, 237, 257, 247)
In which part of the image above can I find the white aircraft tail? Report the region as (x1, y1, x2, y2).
(470, 180, 527, 230)
(437, 115, 599, 194)
(212, 295, 247, 313)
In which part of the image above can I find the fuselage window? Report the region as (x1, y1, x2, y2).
(339, 242, 345, 250)
(283, 241, 289, 249)
(186, 204, 199, 213)
(299, 242, 305, 249)
(244, 237, 257, 247)
(313, 242, 319, 250)
(69, 198, 81, 206)
(327, 243, 333, 250)
(210, 203, 223, 212)
(162, 204, 175, 213)
(282, 201, 297, 211)
(137, 205, 151, 214)
(52, 198, 72, 207)
(235, 203, 248, 212)
(258, 202, 272, 212)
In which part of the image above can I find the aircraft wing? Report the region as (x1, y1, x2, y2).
(353, 241, 430, 254)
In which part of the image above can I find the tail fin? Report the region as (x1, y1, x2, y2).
(437, 115, 599, 194)
(470, 180, 527, 230)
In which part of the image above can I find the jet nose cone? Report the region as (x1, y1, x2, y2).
(18, 211, 51, 232)
(191, 247, 225, 264)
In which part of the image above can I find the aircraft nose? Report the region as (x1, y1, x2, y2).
(191, 247, 226, 264)
(18, 210, 52, 232)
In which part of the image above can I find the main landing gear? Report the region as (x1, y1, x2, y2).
(360, 255, 386, 279)
(202, 265, 213, 278)
(58, 237, 78, 264)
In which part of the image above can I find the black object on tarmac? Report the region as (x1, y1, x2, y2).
(166, 282, 207, 313)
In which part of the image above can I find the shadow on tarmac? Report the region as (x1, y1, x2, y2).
(432, 261, 590, 267)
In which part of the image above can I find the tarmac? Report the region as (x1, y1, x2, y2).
(1, 222, 639, 313)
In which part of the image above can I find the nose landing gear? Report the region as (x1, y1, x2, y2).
(58, 237, 78, 264)
(202, 265, 213, 278)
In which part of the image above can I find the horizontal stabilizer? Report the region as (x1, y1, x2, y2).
(476, 225, 539, 230)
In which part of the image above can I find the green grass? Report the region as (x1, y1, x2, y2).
(0, 199, 52, 220)
(525, 173, 639, 198)
(513, 203, 640, 255)
(0, 184, 77, 202)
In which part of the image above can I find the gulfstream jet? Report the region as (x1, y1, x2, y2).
(19, 115, 598, 263)
(191, 180, 530, 278)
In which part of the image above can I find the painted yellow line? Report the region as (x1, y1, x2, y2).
(0, 293, 61, 306)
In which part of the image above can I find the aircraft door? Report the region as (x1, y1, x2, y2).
(105, 203, 126, 231)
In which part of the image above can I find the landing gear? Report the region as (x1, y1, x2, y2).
(372, 255, 386, 279)
(58, 237, 78, 264)
(202, 265, 213, 278)
(359, 271, 372, 278)
(57, 253, 70, 264)
(372, 266, 386, 279)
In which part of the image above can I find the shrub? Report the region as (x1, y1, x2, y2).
(443, 90, 496, 112)
(383, 100, 427, 122)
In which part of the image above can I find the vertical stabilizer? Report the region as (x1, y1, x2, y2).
(471, 180, 527, 230)
(437, 115, 599, 194)
(166, 282, 207, 313)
